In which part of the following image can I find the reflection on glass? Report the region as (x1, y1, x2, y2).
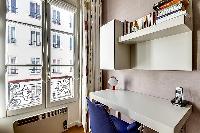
(7, 66, 42, 111)
(5, 0, 43, 111)
(50, 4, 75, 103)
(50, 66, 74, 102)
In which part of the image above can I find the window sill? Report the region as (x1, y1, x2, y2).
(6, 96, 78, 117)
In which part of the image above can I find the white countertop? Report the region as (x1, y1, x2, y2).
(90, 89, 192, 133)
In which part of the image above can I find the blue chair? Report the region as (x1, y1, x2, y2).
(87, 97, 140, 133)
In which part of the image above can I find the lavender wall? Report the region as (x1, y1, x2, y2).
(102, 0, 200, 132)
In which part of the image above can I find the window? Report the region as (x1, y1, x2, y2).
(30, 2, 41, 19)
(5, 0, 76, 115)
(52, 34, 61, 48)
(30, 58, 41, 74)
(30, 66, 41, 74)
(6, 0, 43, 112)
(30, 31, 36, 45)
(52, 10, 61, 25)
(8, 26, 16, 44)
(52, 10, 57, 24)
(57, 11, 61, 25)
(7, 0, 17, 13)
(7, 66, 18, 75)
(8, 56, 17, 64)
(52, 59, 61, 74)
(36, 32, 41, 46)
(50, 5, 75, 102)
(7, 56, 18, 75)
(31, 57, 40, 65)
(30, 31, 41, 46)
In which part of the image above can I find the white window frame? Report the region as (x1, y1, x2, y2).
(8, 25, 16, 44)
(1, 0, 79, 117)
(52, 33, 61, 48)
(30, 30, 41, 46)
(46, 2, 78, 108)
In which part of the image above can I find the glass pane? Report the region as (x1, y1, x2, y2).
(5, 0, 43, 111)
(50, 66, 74, 102)
(51, 5, 74, 33)
(6, 66, 42, 111)
(50, 4, 75, 103)
(6, 0, 43, 65)
(51, 32, 74, 65)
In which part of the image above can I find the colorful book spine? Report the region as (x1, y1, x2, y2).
(153, 0, 173, 11)
(156, 10, 187, 24)
(159, 0, 181, 10)
(154, 0, 189, 11)
(157, 2, 183, 18)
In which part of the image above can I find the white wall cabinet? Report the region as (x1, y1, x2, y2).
(100, 20, 131, 70)
(100, 16, 192, 71)
(120, 15, 193, 71)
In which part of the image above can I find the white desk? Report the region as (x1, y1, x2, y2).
(90, 89, 192, 133)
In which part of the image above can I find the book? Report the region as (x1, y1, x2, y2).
(154, 0, 189, 11)
(157, 2, 183, 18)
(156, 10, 187, 24)
(153, 0, 173, 11)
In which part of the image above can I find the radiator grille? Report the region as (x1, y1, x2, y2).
(13, 107, 68, 133)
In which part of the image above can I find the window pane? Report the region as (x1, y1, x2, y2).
(6, 66, 42, 111)
(6, 0, 42, 65)
(51, 32, 74, 65)
(50, 4, 75, 103)
(51, 5, 74, 33)
(11, 0, 16, 13)
(6, 23, 42, 65)
(50, 66, 74, 102)
(6, 0, 43, 111)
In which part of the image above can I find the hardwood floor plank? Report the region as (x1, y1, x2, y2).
(65, 126, 84, 133)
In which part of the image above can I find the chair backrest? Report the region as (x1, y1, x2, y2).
(87, 97, 117, 133)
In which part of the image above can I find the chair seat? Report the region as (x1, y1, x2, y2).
(110, 115, 140, 133)
(87, 97, 140, 133)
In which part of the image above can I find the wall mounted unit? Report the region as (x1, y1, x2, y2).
(100, 20, 130, 70)
(13, 107, 68, 133)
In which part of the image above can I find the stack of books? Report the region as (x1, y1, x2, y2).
(153, 0, 190, 24)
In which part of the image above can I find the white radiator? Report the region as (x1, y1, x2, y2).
(13, 107, 68, 133)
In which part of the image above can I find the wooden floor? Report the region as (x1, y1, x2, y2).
(65, 126, 84, 133)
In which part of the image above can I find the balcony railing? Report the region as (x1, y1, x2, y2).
(7, 76, 73, 110)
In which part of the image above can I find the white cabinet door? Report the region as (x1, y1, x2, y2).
(100, 20, 115, 70)
(100, 20, 130, 70)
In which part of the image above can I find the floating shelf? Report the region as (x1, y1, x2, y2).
(119, 15, 192, 44)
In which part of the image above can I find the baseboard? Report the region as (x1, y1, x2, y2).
(68, 121, 82, 128)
